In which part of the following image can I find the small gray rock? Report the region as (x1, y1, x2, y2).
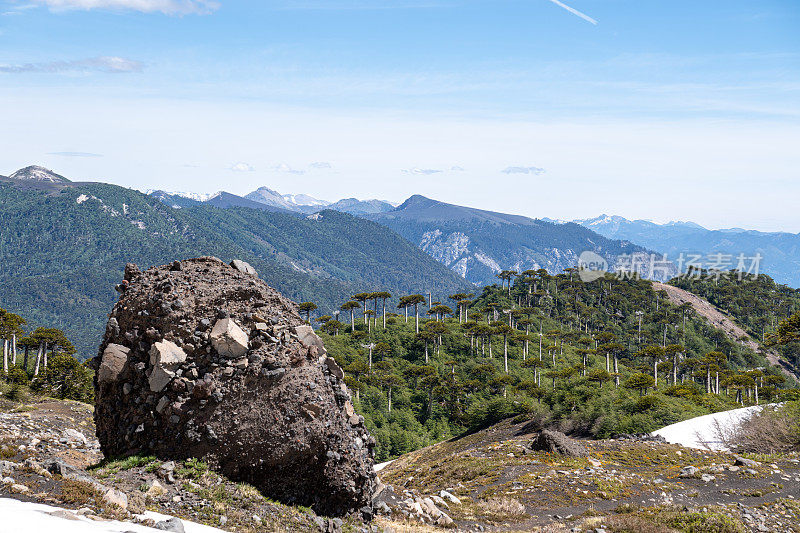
(154, 517, 185, 533)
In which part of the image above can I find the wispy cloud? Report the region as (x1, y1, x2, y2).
(502, 166, 546, 175)
(28, 0, 219, 15)
(230, 162, 255, 172)
(272, 163, 305, 174)
(544, 0, 597, 25)
(0, 56, 143, 73)
(402, 167, 442, 175)
(309, 161, 332, 169)
(48, 151, 103, 157)
(450, 165, 465, 171)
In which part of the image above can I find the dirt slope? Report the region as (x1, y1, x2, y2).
(653, 282, 798, 382)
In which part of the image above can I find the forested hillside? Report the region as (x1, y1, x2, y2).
(0, 179, 470, 358)
(669, 270, 800, 369)
(316, 270, 796, 460)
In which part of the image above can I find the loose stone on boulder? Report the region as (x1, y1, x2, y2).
(149, 340, 187, 367)
(210, 318, 249, 358)
(92, 257, 376, 517)
(230, 259, 258, 277)
(98, 343, 130, 384)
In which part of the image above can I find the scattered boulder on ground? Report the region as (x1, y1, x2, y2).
(528, 429, 588, 457)
(91, 257, 376, 516)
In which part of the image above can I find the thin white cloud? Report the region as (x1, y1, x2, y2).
(450, 165, 465, 171)
(402, 167, 442, 175)
(48, 151, 103, 157)
(29, 0, 219, 15)
(271, 163, 305, 174)
(309, 161, 332, 169)
(0, 56, 143, 73)
(502, 166, 546, 175)
(230, 162, 255, 172)
(544, 0, 597, 25)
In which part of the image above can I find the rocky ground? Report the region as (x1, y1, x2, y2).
(0, 396, 372, 533)
(2, 396, 799, 532)
(374, 419, 800, 532)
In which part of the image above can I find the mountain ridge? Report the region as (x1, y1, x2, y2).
(573, 214, 800, 287)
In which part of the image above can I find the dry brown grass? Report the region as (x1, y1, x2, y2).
(723, 403, 800, 454)
(476, 497, 526, 520)
(58, 478, 105, 507)
(604, 514, 677, 533)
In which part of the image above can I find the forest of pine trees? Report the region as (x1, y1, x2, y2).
(307, 270, 798, 460)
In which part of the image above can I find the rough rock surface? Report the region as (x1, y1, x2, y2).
(528, 429, 588, 457)
(91, 257, 376, 516)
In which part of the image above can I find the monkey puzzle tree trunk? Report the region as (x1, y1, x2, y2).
(606, 352, 610, 372)
(424, 341, 429, 363)
(503, 336, 508, 373)
(382, 299, 387, 329)
(414, 304, 420, 334)
(673, 353, 679, 384)
(2, 339, 7, 373)
(11, 334, 16, 366)
(654, 359, 658, 388)
(33, 343, 43, 376)
(351, 309, 355, 332)
(614, 356, 619, 388)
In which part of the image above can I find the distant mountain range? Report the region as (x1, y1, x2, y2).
(149, 186, 396, 216)
(0, 166, 469, 357)
(4, 165, 799, 356)
(572, 215, 800, 287)
(369, 195, 668, 285)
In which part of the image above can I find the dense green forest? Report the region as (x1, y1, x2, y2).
(0, 180, 469, 357)
(670, 269, 800, 368)
(315, 271, 798, 460)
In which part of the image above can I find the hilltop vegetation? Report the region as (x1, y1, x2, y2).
(316, 271, 796, 460)
(670, 269, 800, 368)
(0, 179, 469, 357)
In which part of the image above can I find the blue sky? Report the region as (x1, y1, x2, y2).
(1, 0, 799, 230)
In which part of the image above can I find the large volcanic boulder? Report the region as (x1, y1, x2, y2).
(91, 257, 376, 516)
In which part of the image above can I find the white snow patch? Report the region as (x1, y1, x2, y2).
(374, 460, 394, 472)
(651, 404, 771, 451)
(0, 497, 225, 533)
(76, 194, 90, 204)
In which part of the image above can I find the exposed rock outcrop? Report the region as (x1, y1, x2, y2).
(528, 429, 587, 457)
(91, 257, 376, 516)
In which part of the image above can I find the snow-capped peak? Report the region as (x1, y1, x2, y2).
(145, 190, 218, 202)
(9, 165, 70, 183)
(283, 193, 330, 207)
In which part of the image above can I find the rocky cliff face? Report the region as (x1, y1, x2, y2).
(91, 257, 376, 517)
